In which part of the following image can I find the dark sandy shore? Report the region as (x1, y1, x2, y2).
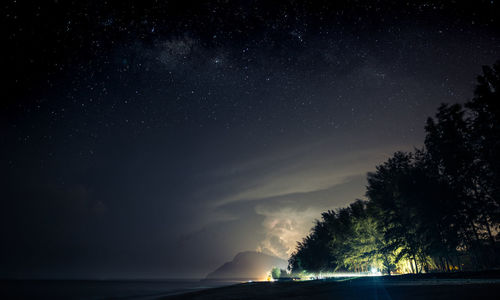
(164, 274, 500, 300)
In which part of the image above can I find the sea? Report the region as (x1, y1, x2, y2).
(0, 279, 240, 299)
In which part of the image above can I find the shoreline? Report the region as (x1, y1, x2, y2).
(164, 272, 500, 299)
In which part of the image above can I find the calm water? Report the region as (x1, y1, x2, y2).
(0, 279, 240, 299)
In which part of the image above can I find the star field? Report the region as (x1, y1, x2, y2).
(1, 0, 500, 278)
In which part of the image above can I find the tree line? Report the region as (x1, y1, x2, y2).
(288, 61, 500, 275)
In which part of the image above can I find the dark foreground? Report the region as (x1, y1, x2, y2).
(165, 274, 500, 300)
(0, 279, 237, 299)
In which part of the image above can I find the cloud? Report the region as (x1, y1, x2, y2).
(256, 206, 320, 259)
(190, 139, 414, 260)
(199, 173, 366, 261)
(211, 142, 397, 206)
(251, 174, 367, 259)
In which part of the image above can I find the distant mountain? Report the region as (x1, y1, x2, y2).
(205, 251, 288, 280)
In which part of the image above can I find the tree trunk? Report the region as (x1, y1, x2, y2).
(485, 219, 495, 245)
(412, 255, 419, 274)
(456, 254, 462, 271)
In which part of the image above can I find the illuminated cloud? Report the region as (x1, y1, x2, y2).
(256, 206, 321, 259)
(198, 140, 412, 259)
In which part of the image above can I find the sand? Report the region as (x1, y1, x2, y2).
(163, 275, 500, 299)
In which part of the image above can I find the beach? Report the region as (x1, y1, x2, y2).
(165, 275, 500, 300)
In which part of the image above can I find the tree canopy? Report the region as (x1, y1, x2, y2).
(289, 61, 500, 275)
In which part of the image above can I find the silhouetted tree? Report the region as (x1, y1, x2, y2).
(288, 215, 337, 273)
(466, 61, 500, 264)
(289, 61, 500, 275)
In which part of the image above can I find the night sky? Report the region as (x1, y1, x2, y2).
(2, 1, 500, 279)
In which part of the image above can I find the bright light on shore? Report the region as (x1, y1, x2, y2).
(304, 271, 383, 279)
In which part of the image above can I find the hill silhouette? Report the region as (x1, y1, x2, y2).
(205, 251, 287, 280)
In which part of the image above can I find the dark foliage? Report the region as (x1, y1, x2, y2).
(289, 61, 500, 274)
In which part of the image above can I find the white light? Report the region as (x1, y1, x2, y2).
(370, 267, 378, 274)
